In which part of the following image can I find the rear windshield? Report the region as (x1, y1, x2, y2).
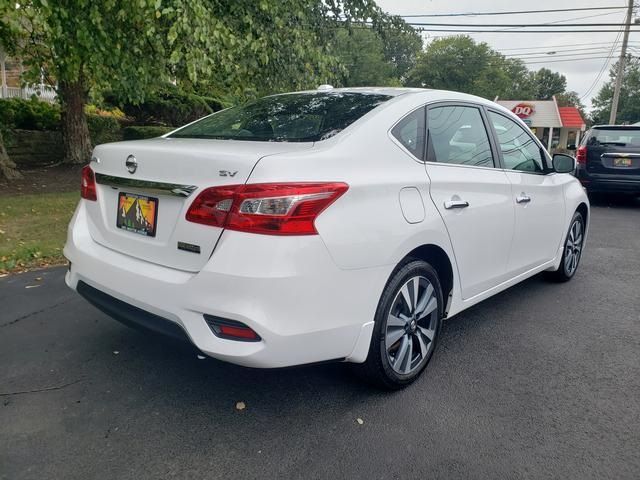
(168, 92, 392, 142)
(587, 128, 640, 147)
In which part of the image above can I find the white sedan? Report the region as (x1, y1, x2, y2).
(64, 87, 588, 388)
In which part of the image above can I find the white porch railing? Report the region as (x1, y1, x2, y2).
(0, 84, 57, 103)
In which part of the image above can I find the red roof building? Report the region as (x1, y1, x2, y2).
(558, 107, 586, 130)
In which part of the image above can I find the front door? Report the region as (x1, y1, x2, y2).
(425, 104, 515, 300)
(487, 110, 566, 275)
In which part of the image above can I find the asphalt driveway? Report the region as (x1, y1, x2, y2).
(1, 199, 639, 480)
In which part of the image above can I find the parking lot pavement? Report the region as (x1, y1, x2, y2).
(1, 201, 639, 480)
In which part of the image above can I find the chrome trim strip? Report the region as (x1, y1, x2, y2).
(94, 173, 198, 197)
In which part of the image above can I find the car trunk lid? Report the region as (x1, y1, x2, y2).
(86, 138, 313, 272)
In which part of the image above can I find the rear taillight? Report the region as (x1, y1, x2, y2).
(186, 182, 348, 235)
(576, 146, 587, 165)
(81, 165, 97, 201)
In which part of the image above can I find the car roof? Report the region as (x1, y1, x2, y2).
(591, 125, 640, 129)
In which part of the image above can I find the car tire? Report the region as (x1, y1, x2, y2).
(545, 211, 585, 283)
(354, 259, 443, 390)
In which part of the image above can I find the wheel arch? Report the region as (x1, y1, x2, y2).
(576, 202, 589, 228)
(401, 244, 454, 316)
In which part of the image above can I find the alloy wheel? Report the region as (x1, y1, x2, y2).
(564, 218, 584, 276)
(385, 275, 439, 375)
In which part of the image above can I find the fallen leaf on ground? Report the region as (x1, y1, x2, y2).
(35, 277, 43, 281)
(235, 401, 246, 411)
(356, 418, 364, 425)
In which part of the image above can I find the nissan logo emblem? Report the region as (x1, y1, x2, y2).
(125, 155, 137, 174)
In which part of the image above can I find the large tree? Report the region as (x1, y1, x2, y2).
(2, 0, 402, 164)
(591, 57, 640, 125)
(530, 68, 567, 100)
(0, 14, 21, 180)
(405, 36, 536, 100)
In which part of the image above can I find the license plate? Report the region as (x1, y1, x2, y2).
(613, 157, 632, 167)
(117, 192, 158, 237)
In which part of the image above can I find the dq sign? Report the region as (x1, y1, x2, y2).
(512, 103, 535, 119)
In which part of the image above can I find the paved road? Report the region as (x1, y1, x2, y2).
(2, 200, 639, 480)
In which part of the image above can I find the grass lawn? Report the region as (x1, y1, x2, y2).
(0, 191, 79, 273)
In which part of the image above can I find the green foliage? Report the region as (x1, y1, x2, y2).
(591, 57, 640, 125)
(405, 36, 519, 99)
(405, 36, 570, 101)
(123, 126, 173, 140)
(530, 68, 567, 100)
(333, 28, 395, 87)
(106, 85, 223, 127)
(0, 98, 60, 131)
(87, 114, 122, 145)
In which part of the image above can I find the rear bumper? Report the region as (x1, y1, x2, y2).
(577, 167, 640, 194)
(64, 201, 388, 368)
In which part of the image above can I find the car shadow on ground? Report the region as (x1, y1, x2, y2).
(81, 272, 555, 412)
(587, 192, 640, 209)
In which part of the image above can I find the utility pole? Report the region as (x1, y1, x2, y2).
(609, 0, 635, 124)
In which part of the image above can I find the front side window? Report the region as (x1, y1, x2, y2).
(426, 106, 494, 168)
(488, 112, 545, 173)
(391, 107, 426, 159)
(169, 92, 392, 142)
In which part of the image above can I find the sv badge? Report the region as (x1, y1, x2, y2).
(219, 170, 238, 177)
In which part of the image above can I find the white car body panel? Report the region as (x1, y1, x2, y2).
(64, 87, 589, 369)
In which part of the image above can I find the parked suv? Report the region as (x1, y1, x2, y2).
(576, 125, 640, 196)
(65, 88, 589, 388)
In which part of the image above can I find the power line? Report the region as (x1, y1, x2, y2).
(399, 6, 629, 18)
(503, 46, 624, 57)
(523, 55, 634, 65)
(497, 41, 640, 52)
(407, 22, 635, 28)
(409, 28, 640, 33)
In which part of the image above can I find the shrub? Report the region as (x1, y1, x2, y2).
(0, 97, 60, 131)
(87, 114, 122, 145)
(105, 85, 225, 127)
(122, 126, 173, 140)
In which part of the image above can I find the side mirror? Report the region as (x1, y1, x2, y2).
(552, 153, 576, 174)
(566, 144, 576, 151)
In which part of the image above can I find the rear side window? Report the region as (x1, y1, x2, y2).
(391, 107, 426, 159)
(426, 105, 494, 168)
(169, 92, 392, 142)
(488, 112, 545, 173)
(586, 128, 640, 147)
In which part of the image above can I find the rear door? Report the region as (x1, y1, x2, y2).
(486, 110, 566, 275)
(425, 103, 515, 300)
(584, 127, 640, 179)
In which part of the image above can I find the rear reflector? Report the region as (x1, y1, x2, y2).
(186, 182, 348, 235)
(81, 165, 97, 201)
(204, 315, 261, 342)
(576, 146, 587, 164)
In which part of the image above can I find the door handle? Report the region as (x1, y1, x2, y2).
(444, 199, 470, 209)
(516, 194, 531, 204)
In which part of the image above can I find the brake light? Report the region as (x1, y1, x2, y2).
(81, 165, 97, 201)
(186, 182, 348, 235)
(576, 146, 587, 164)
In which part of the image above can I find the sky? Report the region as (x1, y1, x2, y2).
(376, 0, 637, 111)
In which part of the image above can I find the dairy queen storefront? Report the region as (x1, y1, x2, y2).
(495, 97, 586, 153)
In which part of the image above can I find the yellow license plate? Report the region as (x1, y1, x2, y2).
(117, 192, 158, 237)
(613, 157, 632, 167)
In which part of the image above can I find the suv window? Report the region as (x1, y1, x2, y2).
(169, 92, 392, 142)
(586, 127, 640, 146)
(488, 111, 545, 173)
(426, 106, 494, 168)
(391, 107, 426, 159)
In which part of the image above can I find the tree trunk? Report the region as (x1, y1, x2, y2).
(0, 130, 22, 180)
(59, 80, 92, 164)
